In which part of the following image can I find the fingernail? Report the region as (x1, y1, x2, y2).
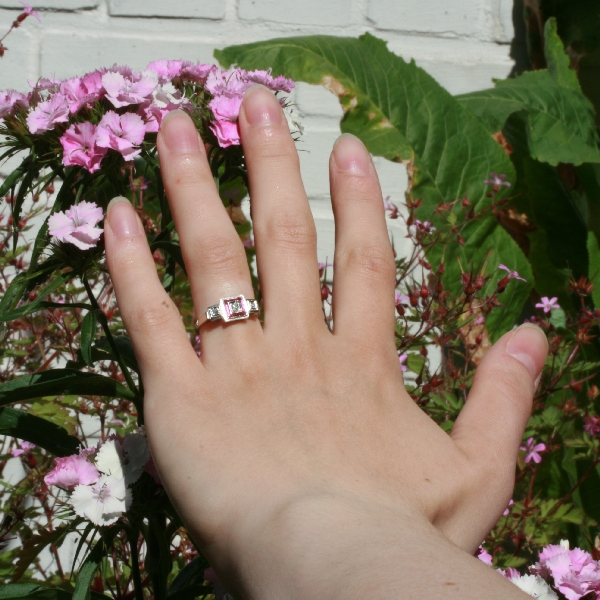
(333, 133, 370, 176)
(243, 84, 283, 126)
(506, 323, 548, 380)
(107, 197, 141, 238)
(160, 110, 201, 152)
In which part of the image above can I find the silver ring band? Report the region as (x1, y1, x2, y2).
(195, 294, 259, 330)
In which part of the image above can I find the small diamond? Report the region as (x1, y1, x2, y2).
(222, 296, 248, 320)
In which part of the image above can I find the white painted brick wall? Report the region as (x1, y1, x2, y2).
(0, 0, 516, 294)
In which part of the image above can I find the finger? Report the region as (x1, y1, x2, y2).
(238, 85, 324, 333)
(329, 134, 396, 352)
(157, 111, 260, 354)
(451, 323, 548, 469)
(104, 197, 200, 385)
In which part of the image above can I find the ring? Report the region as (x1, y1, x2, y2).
(195, 294, 259, 330)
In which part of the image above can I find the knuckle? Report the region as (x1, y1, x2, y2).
(189, 233, 245, 275)
(339, 243, 395, 279)
(264, 210, 316, 253)
(250, 127, 298, 162)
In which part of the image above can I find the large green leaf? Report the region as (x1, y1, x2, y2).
(217, 34, 529, 338)
(544, 17, 581, 92)
(0, 406, 80, 456)
(0, 368, 135, 404)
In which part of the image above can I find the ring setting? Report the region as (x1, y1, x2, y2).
(195, 294, 259, 330)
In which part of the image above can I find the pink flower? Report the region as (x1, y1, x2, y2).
(146, 59, 183, 83)
(270, 74, 295, 93)
(503, 499, 514, 516)
(520, 437, 546, 464)
(102, 70, 158, 108)
(210, 119, 241, 148)
(59, 76, 102, 114)
(0, 89, 29, 119)
(398, 353, 408, 372)
(48, 200, 104, 250)
(60, 122, 107, 173)
(476, 546, 493, 566)
(535, 296, 560, 314)
(484, 172, 511, 188)
(395, 291, 409, 305)
(180, 62, 213, 84)
(96, 111, 146, 161)
(414, 220, 436, 233)
(584, 414, 600, 437)
(19, 1, 41, 21)
(11, 440, 36, 457)
(26, 93, 70, 134)
(384, 196, 399, 219)
(498, 264, 527, 282)
(28, 76, 61, 93)
(210, 94, 244, 121)
(44, 453, 101, 489)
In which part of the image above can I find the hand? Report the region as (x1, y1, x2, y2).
(104, 85, 548, 599)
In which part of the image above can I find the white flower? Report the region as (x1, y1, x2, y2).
(510, 574, 558, 599)
(95, 432, 150, 485)
(152, 83, 184, 108)
(70, 474, 131, 526)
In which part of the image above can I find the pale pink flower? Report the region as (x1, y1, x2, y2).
(26, 94, 69, 134)
(520, 437, 546, 464)
(498, 264, 527, 282)
(48, 200, 104, 250)
(484, 172, 511, 188)
(60, 122, 107, 173)
(269, 74, 295, 93)
(398, 353, 408, 372)
(19, 1, 41, 21)
(475, 316, 485, 325)
(70, 474, 131, 526)
(503, 499, 514, 516)
(96, 111, 146, 161)
(535, 296, 560, 314)
(28, 76, 61, 93)
(584, 414, 600, 437)
(497, 567, 521, 580)
(210, 119, 241, 148)
(11, 440, 35, 457)
(395, 291, 409, 305)
(0, 89, 29, 119)
(44, 453, 100, 489)
(476, 546, 493, 566)
(180, 62, 213, 84)
(205, 67, 250, 97)
(81, 69, 106, 98)
(384, 196, 399, 219)
(102, 70, 158, 108)
(146, 59, 183, 83)
(59, 76, 102, 113)
(210, 94, 243, 121)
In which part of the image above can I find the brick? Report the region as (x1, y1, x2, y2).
(109, 0, 225, 20)
(239, 0, 352, 27)
(41, 33, 216, 79)
(0, 24, 38, 92)
(368, 0, 484, 38)
(0, 0, 99, 9)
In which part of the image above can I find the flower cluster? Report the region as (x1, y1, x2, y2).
(481, 540, 600, 600)
(1, 59, 295, 172)
(43, 430, 152, 526)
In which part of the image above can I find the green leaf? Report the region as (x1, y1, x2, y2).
(168, 556, 210, 596)
(0, 585, 110, 600)
(73, 525, 124, 600)
(457, 70, 600, 166)
(0, 368, 135, 405)
(0, 406, 80, 456)
(0, 163, 26, 199)
(146, 515, 173, 600)
(544, 17, 581, 91)
(588, 231, 600, 309)
(81, 311, 99, 367)
(217, 33, 527, 335)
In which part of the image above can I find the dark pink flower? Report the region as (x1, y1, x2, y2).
(395, 291, 409, 305)
(60, 122, 107, 173)
(520, 437, 546, 464)
(26, 93, 69, 133)
(210, 119, 240, 148)
(269, 74, 295, 93)
(44, 453, 101, 489)
(180, 62, 213, 84)
(48, 200, 104, 250)
(398, 353, 408, 372)
(102, 70, 158, 108)
(97, 111, 146, 161)
(384, 196, 400, 219)
(584, 414, 600, 436)
(476, 546, 493, 566)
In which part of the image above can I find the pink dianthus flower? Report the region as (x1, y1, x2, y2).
(26, 93, 69, 134)
(60, 122, 107, 173)
(0, 89, 29, 119)
(44, 453, 101, 489)
(97, 111, 146, 161)
(102, 70, 158, 108)
(48, 200, 104, 250)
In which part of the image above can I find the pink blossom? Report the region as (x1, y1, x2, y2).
(384, 196, 399, 219)
(96, 111, 146, 161)
(19, 1, 41, 21)
(476, 546, 493, 566)
(60, 122, 107, 173)
(520, 437, 546, 464)
(146, 59, 183, 83)
(205, 67, 250, 97)
(44, 453, 101, 489)
(414, 220, 436, 233)
(11, 440, 36, 457)
(102, 70, 158, 108)
(60, 76, 102, 113)
(26, 94, 70, 134)
(81, 69, 106, 97)
(503, 499, 514, 516)
(475, 316, 485, 325)
(395, 291, 409, 305)
(0, 89, 29, 119)
(535, 296, 560, 314)
(484, 172, 511, 188)
(210, 119, 241, 148)
(269, 74, 295, 93)
(498, 567, 521, 580)
(398, 353, 408, 372)
(48, 200, 104, 250)
(180, 62, 213, 84)
(498, 264, 527, 282)
(210, 94, 244, 121)
(28, 76, 61, 93)
(584, 414, 600, 437)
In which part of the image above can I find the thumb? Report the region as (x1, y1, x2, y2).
(450, 323, 549, 467)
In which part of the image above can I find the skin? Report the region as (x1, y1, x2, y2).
(103, 84, 548, 599)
